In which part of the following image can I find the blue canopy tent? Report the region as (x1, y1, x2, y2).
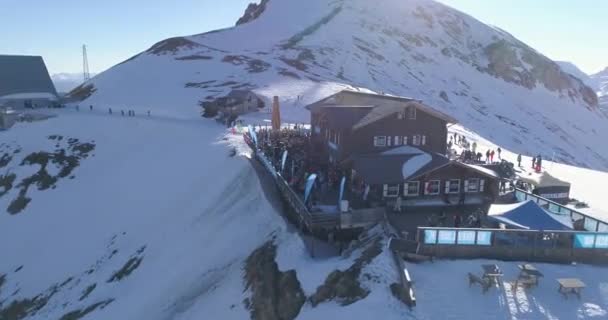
(488, 200, 573, 230)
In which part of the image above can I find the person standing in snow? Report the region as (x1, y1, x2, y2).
(486, 150, 491, 163)
(472, 141, 477, 154)
(517, 154, 522, 167)
(490, 150, 495, 163)
(108, 108, 112, 114)
(536, 154, 542, 172)
(497, 147, 502, 159)
(532, 156, 536, 169)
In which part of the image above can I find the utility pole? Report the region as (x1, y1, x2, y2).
(82, 44, 90, 82)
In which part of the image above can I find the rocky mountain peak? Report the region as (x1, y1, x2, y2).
(236, 0, 270, 26)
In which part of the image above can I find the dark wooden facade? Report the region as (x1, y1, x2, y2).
(309, 91, 454, 164)
(363, 162, 500, 206)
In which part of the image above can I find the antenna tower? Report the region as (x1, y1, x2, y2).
(82, 44, 90, 82)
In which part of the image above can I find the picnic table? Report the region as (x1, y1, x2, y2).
(482, 264, 503, 285)
(557, 278, 586, 299)
(518, 264, 543, 286)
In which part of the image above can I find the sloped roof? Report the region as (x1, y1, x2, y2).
(520, 172, 571, 188)
(488, 200, 573, 230)
(352, 147, 450, 184)
(0, 55, 57, 98)
(318, 105, 374, 129)
(227, 89, 254, 100)
(307, 90, 457, 130)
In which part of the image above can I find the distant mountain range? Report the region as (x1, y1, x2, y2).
(51, 73, 96, 94)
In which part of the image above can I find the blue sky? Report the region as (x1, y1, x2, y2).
(1, 0, 606, 75)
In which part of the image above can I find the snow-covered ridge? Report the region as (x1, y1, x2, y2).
(73, 0, 608, 171)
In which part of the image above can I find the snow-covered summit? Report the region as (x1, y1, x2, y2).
(71, 0, 608, 170)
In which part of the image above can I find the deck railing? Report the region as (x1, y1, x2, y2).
(411, 227, 608, 264)
(514, 188, 608, 232)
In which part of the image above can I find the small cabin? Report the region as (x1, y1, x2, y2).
(223, 90, 265, 115)
(0, 107, 18, 130)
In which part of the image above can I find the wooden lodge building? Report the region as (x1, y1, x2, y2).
(306, 90, 500, 209)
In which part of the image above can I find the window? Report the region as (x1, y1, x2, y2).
(394, 136, 402, 146)
(412, 135, 421, 146)
(373, 136, 387, 147)
(407, 106, 417, 120)
(404, 181, 420, 196)
(465, 178, 480, 193)
(422, 135, 427, 146)
(387, 136, 392, 146)
(424, 180, 440, 195)
(445, 179, 460, 194)
(383, 184, 400, 198)
(403, 136, 408, 145)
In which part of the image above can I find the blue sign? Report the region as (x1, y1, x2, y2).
(476, 231, 492, 246)
(457, 231, 476, 245)
(248, 125, 258, 146)
(304, 173, 317, 203)
(338, 176, 346, 206)
(424, 230, 437, 244)
(574, 234, 596, 248)
(437, 230, 456, 244)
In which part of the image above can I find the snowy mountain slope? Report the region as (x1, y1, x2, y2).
(1, 112, 607, 320)
(72, 0, 608, 171)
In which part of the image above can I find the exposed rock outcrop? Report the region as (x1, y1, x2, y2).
(243, 240, 305, 320)
(236, 0, 270, 26)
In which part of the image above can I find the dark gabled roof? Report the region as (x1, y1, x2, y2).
(352, 147, 451, 185)
(305, 89, 458, 126)
(227, 89, 255, 100)
(0, 55, 57, 97)
(316, 105, 374, 130)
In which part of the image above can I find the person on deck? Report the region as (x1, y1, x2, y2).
(454, 214, 462, 228)
(490, 150, 495, 163)
(438, 211, 447, 227)
(472, 142, 477, 153)
(486, 150, 491, 163)
(394, 196, 402, 212)
(517, 154, 522, 167)
(497, 147, 502, 159)
(536, 154, 543, 172)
